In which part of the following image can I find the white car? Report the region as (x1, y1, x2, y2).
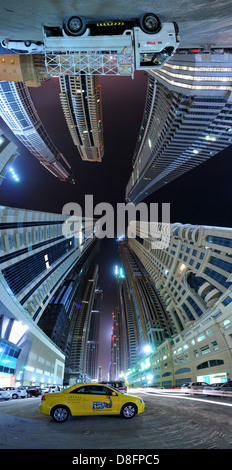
(3, 386, 27, 399)
(181, 382, 209, 394)
(0, 388, 11, 400)
(203, 382, 232, 397)
(1, 39, 44, 54)
(47, 385, 61, 393)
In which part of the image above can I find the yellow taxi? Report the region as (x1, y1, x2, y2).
(39, 383, 145, 422)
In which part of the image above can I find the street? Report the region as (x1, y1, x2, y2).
(0, 388, 231, 450)
(0, 0, 232, 46)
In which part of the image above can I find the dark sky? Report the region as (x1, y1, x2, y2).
(0, 70, 231, 377)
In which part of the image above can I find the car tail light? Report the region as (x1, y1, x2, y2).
(35, 389, 38, 392)
(17, 389, 21, 392)
(41, 395, 45, 401)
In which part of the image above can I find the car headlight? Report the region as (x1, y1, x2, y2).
(139, 398, 144, 404)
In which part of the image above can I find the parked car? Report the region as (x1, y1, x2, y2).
(41, 385, 61, 394)
(100, 381, 127, 393)
(26, 386, 42, 397)
(1, 39, 44, 54)
(47, 385, 61, 393)
(0, 387, 11, 400)
(3, 386, 27, 399)
(181, 382, 209, 394)
(203, 382, 232, 397)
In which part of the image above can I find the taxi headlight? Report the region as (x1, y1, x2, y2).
(139, 398, 144, 404)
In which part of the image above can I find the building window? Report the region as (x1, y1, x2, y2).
(207, 235, 232, 248)
(222, 296, 232, 306)
(210, 257, 232, 274)
(200, 345, 211, 355)
(197, 359, 224, 370)
(197, 334, 206, 342)
(182, 303, 195, 321)
(211, 341, 219, 350)
(187, 296, 204, 317)
(205, 267, 232, 289)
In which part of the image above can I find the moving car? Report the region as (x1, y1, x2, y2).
(42, 12, 179, 77)
(39, 383, 145, 422)
(0, 388, 11, 400)
(203, 381, 232, 397)
(3, 386, 27, 398)
(181, 382, 209, 394)
(1, 39, 44, 54)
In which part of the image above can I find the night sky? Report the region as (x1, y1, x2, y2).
(0, 70, 231, 377)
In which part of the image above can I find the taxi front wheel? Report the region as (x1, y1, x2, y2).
(120, 403, 137, 419)
(51, 405, 70, 423)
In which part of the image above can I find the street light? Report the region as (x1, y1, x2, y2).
(9, 167, 20, 182)
(143, 344, 152, 354)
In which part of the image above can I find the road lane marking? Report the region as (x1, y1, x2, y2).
(136, 390, 232, 407)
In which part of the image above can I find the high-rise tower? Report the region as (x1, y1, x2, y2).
(59, 73, 104, 162)
(127, 220, 232, 387)
(0, 205, 96, 387)
(126, 51, 232, 203)
(0, 81, 74, 182)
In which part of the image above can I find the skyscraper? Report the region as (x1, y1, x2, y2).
(126, 220, 232, 387)
(126, 51, 232, 203)
(59, 73, 104, 162)
(0, 127, 19, 186)
(67, 263, 100, 384)
(111, 240, 176, 382)
(0, 81, 74, 182)
(119, 239, 175, 348)
(110, 307, 121, 381)
(86, 287, 103, 381)
(0, 205, 96, 387)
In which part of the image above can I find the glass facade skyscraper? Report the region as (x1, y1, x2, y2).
(0, 127, 19, 185)
(0, 205, 97, 387)
(126, 52, 232, 204)
(0, 81, 74, 182)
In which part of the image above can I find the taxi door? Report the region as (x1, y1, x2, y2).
(82, 385, 120, 415)
(66, 386, 86, 416)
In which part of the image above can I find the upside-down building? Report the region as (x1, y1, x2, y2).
(0, 81, 74, 182)
(59, 73, 104, 162)
(126, 51, 232, 203)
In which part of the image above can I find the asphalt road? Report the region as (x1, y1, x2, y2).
(0, 0, 232, 46)
(0, 388, 231, 451)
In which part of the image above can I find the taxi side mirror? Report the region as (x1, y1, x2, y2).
(112, 391, 117, 396)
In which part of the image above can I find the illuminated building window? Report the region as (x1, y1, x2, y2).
(0, 339, 20, 375)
